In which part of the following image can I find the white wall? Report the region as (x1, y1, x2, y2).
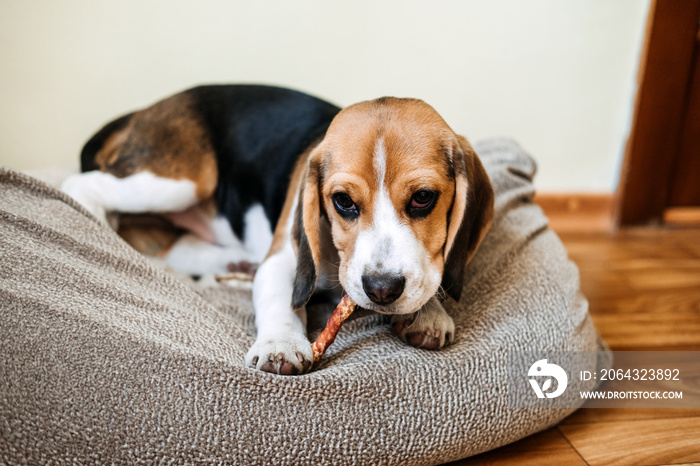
(0, 0, 649, 191)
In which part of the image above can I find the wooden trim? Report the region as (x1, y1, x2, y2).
(534, 193, 614, 233)
(614, 0, 700, 226)
(663, 207, 700, 225)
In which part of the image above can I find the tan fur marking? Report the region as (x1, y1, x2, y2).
(94, 91, 218, 201)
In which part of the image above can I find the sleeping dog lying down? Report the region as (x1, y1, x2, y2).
(62, 85, 494, 375)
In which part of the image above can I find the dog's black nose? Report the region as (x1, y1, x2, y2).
(362, 273, 405, 305)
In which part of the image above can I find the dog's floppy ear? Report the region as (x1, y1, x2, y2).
(80, 112, 135, 172)
(291, 150, 324, 309)
(441, 135, 494, 302)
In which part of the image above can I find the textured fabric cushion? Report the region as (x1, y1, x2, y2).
(0, 139, 604, 465)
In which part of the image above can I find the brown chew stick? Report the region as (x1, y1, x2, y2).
(311, 294, 357, 362)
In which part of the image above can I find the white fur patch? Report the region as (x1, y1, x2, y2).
(62, 171, 197, 223)
(210, 215, 241, 247)
(243, 203, 273, 263)
(374, 137, 387, 186)
(164, 233, 252, 276)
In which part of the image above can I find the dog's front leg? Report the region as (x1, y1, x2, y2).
(245, 242, 313, 375)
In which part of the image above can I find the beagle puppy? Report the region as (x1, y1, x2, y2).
(62, 85, 494, 375)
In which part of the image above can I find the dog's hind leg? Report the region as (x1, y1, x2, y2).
(163, 233, 254, 276)
(61, 170, 199, 226)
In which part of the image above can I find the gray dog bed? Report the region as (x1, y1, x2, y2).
(0, 138, 604, 465)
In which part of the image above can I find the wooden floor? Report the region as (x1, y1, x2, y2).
(448, 215, 700, 466)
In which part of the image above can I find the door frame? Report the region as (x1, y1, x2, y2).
(614, 0, 700, 226)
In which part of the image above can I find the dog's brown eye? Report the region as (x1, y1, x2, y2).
(411, 190, 434, 208)
(407, 190, 438, 219)
(332, 192, 359, 219)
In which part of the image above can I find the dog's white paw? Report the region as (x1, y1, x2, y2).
(245, 332, 313, 375)
(391, 297, 455, 349)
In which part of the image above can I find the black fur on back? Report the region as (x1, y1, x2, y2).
(187, 85, 340, 237)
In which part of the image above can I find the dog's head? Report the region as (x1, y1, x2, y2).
(292, 97, 494, 314)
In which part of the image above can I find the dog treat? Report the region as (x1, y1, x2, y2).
(311, 294, 357, 363)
